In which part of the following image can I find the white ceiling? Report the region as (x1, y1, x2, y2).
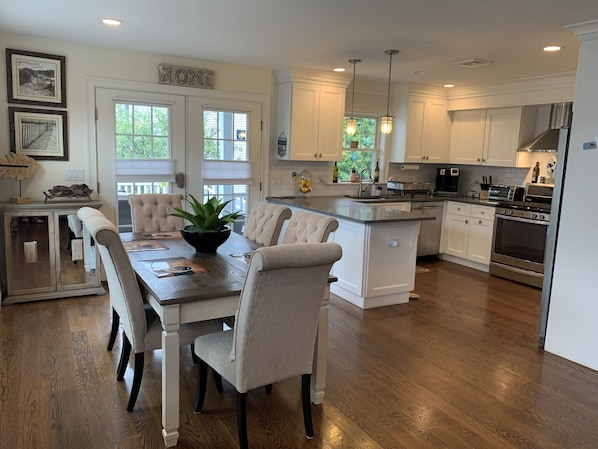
(1, 0, 598, 88)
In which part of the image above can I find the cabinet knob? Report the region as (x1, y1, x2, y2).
(389, 240, 400, 247)
(465, 219, 469, 224)
(479, 219, 483, 224)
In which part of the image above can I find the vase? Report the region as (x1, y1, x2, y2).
(180, 225, 231, 253)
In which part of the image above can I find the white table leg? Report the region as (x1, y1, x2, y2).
(311, 285, 330, 404)
(161, 305, 181, 447)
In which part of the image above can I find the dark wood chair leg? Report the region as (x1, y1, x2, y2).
(237, 392, 249, 449)
(213, 371, 224, 393)
(190, 343, 199, 364)
(127, 352, 144, 412)
(301, 374, 314, 439)
(116, 333, 131, 380)
(107, 308, 119, 351)
(194, 360, 209, 413)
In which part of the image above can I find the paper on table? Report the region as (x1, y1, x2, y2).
(123, 240, 168, 252)
(229, 252, 253, 264)
(141, 231, 181, 239)
(141, 257, 206, 278)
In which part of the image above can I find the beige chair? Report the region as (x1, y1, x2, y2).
(242, 202, 291, 246)
(192, 242, 342, 449)
(281, 210, 339, 244)
(77, 207, 123, 351)
(83, 213, 222, 412)
(127, 193, 184, 233)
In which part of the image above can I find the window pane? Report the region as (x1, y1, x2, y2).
(115, 102, 170, 160)
(343, 117, 376, 149)
(203, 110, 249, 161)
(339, 150, 375, 182)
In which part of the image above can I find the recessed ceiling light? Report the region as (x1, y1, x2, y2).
(102, 18, 122, 26)
(544, 45, 562, 52)
(444, 83, 455, 88)
(333, 67, 346, 72)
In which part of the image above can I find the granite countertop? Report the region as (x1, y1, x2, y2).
(267, 195, 499, 225)
(267, 196, 435, 224)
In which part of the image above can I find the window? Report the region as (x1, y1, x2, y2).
(339, 116, 380, 182)
(114, 102, 174, 231)
(202, 109, 251, 221)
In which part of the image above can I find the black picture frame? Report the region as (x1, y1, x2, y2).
(6, 48, 67, 108)
(9, 107, 69, 161)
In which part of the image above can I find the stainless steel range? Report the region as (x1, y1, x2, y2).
(489, 183, 553, 288)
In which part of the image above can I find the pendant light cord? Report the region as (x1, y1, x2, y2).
(384, 50, 398, 116)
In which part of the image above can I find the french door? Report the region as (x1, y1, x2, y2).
(95, 86, 263, 230)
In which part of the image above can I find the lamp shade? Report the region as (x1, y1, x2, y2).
(346, 117, 357, 136)
(380, 115, 393, 135)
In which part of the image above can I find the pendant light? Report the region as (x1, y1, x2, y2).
(380, 50, 398, 135)
(346, 59, 361, 136)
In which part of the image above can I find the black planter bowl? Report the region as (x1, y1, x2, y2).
(180, 225, 231, 253)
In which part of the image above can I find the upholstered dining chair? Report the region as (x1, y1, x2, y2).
(281, 209, 339, 244)
(242, 202, 291, 246)
(127, 193, 184, 233)
(83, 213, 222, 412)
(192, 242, 342, 449)
(77, 206, 123, 351)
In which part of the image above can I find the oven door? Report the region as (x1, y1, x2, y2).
(490, 213, 548, 286)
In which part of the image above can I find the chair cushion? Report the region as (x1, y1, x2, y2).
(243, 203, 291, 246)
(282, 210, 339, 244)
(128, 194, 185, 233)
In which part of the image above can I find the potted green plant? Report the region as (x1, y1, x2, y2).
(170, 195, 244, 252)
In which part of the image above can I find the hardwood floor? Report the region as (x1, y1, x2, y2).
(2, 258, 598, 449)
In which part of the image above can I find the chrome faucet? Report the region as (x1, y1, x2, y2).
(359, 168, 372, 197)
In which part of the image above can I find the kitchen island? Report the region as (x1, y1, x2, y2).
(267, 196, 434, 309)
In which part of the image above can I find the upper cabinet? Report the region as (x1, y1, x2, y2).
(276, 70, 349, 161)
(449, 106, 537, 167)
(389, 87, 450, 164)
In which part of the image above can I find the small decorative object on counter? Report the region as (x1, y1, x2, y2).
(297, 169, 313, 193)
(332, 161, 338, 183)
(43, 184, 94, 202)
(532, 161, 540, 183)
(374, 160, 380, 182)
(350, 167, 358, 182)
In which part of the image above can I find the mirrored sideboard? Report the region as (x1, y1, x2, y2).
(0, 201, 106, 305)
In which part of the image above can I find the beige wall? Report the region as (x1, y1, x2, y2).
(0, 32, 274, 201)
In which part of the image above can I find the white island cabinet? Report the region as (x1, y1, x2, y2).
(331, 217, 419, 309)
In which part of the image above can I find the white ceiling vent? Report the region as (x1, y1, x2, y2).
(454, 58, 493, 68)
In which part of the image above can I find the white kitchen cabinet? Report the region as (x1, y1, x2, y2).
(0, 201, 105, 304)
(276, 80, 346, 161)
(449, 107, 535, 167)
(441, 202, 495, 270)
(331, 216, 419, 309)
(390, 92, 450, 164)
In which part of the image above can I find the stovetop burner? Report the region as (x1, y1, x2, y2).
(498, 201, 551, 213)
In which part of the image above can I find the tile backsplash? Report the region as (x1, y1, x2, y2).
(268, 156, 557, 198)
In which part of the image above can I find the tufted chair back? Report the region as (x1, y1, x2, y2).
(242, 202, 291, 246)
(128, 194, 184, 233)
(282, 210, 338, 244)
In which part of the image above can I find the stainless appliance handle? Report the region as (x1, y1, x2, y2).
(495, 214, 549, 226)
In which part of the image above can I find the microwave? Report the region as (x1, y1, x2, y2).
(488, 185, 524, 202)
(524, 183, 554, 203)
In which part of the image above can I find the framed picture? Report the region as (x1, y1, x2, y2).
(9, 107, 69, 161)
(6, 49, 66, 108)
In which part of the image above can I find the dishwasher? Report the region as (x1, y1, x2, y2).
(412, 201, 444, 257)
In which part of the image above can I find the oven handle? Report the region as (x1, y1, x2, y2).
(495, 214, 549, 226)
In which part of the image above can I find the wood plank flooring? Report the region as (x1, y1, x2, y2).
(2, 258, 598, 449)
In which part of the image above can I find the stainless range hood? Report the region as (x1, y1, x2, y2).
(518, 102, 573, 152)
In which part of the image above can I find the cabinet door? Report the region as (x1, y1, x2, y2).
(317, 84, 345, 160)
(288, 82, 320, 160)
(482, 107, 521, 167)
(404, 96, 426, 162)
(6, 213, 55, 296)
(422, 98, 450, 163)
(449, 109, 486, 164)
(443, 213, 469, 258)
(404, 96, 449, 164)
(467, 217, 494, 264)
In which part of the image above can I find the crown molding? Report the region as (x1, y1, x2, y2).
(275, 67, 351, 87)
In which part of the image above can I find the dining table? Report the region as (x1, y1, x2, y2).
(123, 230, 333, 447)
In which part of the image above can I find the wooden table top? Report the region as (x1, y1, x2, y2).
(124, 231, 260, 306)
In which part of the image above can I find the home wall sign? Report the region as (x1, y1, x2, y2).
(158, 64, 215, 89)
